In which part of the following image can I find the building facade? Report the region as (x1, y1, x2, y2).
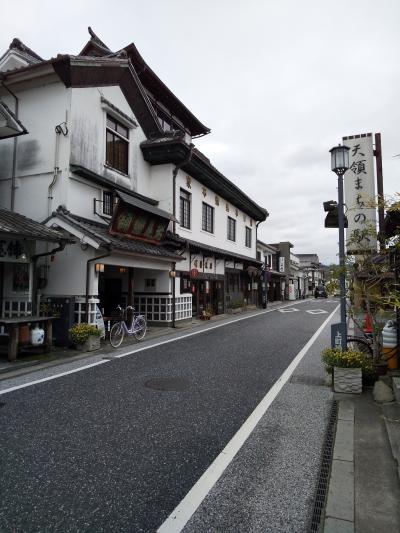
(0, 31, 268, 338)
(296, 254, 325, 297)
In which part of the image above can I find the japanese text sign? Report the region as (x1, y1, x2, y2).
(343, 134, 377, 253)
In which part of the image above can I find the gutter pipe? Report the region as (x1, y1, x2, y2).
(2, 82, 19, 211)
(170, 143, 194, 327)
(31, 240, 68, 315)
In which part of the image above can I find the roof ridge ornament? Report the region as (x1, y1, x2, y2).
(88, 27, 111, 52)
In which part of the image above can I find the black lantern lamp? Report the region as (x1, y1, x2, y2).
(330, 144, 350, 176)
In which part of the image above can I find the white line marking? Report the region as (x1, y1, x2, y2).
(156, 304, 339, 533)
(0, 301, 310, 396)
(0, 361, 109, 395)
(306, 309, 328, 315)
(278, 308, 299, 313)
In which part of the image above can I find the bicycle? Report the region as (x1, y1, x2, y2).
(346, 332, 373, 357)
(109, 305, 147, 348)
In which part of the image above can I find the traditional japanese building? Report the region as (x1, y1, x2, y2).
(0, 29, 268, 339)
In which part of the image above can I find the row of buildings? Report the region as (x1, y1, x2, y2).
(0, 29, 325, 344)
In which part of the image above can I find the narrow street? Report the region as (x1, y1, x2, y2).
(0, 300, 338, 532)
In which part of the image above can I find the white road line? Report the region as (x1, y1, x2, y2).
(306, 309, 329, 315)
(0, 301, 309, 396)
(278, 307, 299, 313)
(157, 304, 339, 533)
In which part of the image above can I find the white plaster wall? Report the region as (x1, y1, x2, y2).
(0, 79, 71, 219)
(41, 242, 92, 297)
(175, 169, 257, 260)
(148, 164, 174, 214)
(133, 269, 170, 292)
(101, 253, 173, 271)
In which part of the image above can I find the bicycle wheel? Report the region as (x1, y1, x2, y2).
(110, 322, 124, 348)
(134, 316, 146, 341)
(346, 336, 373, 357)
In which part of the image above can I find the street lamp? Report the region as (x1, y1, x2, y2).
(329, 143, 350, 350)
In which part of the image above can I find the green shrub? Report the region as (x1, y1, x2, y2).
(69, 323, 100, 345)
(227, 299, 244, 309)
(321, 347, 373, 376)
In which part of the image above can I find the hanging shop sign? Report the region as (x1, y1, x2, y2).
(190, 268, 199, 278)
(342, 133, 377, 253)
(0, 239, 30, 263)
(279, 257, 285, 273)
(109, 204, 169, 244)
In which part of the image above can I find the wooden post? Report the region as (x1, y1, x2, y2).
(44, 319, 53, 353)
(374, 133, 385, 245)
(8, 324, 18, 362)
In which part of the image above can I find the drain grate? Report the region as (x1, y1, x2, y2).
(310, 400, 338, 532)
(144, 377, 190, 391)
(290, 375, 328, 387)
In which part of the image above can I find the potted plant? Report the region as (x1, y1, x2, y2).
(201, 305, 213, 320)
(321, 347, 374, 394)
(69, 323, 101, 352)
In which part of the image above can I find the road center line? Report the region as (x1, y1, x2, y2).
(0, 299, 320, 396)
(156, 304, 339, 533)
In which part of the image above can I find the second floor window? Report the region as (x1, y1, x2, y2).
(180, 189, 191, 229)
(245, 226, 252, 247)
(106, 115, 129, 174)
(103, 191, 114, 216)
(227, 216, 236, 241)
(202, 202, 214, 233)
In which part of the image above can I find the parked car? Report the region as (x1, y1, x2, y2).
(315, 285, 328, 298)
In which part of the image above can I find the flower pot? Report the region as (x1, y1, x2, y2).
(333, 367, 362, 394)
(76, 334, 101, 352)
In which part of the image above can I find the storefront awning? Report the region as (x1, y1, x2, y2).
(116, 191, 178, 222)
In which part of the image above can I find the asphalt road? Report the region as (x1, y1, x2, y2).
(0, 299, 338, 532)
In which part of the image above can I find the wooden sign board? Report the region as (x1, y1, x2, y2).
(109, 203, 168, 245)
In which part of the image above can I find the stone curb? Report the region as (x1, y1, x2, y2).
(324, 399, 355, 532)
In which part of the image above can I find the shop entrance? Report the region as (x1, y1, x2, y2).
(191, 278, 224, 318)
(98, 265, 132, 317)
(102, 278, 122, 315)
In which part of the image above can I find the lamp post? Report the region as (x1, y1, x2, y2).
(329, 144, 350, 350)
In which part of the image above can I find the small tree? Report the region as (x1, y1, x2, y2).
(345, 195, 400, 361)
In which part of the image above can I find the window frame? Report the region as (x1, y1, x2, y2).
(245, 226, 252, 248)
(106, 114, 129, 175)
(227, 216, 236, 242)
(180, 188, 191, 229)
(102, 191, 114, 216)
(202, 202, 214, 233)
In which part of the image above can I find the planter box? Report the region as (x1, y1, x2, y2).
(76, 334, 101, 352)
(334, 367, 362, 394)
(227, 307, 243, 315)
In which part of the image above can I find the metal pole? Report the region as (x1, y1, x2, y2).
(337, 172, 347, 349)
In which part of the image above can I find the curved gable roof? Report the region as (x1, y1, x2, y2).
(79, 27, 209, 137)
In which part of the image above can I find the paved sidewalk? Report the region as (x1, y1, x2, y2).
(324, 390, 400, 532)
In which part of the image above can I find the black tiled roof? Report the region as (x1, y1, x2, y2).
(184, 237, 262, 265)
(52, 207, 183, 260)
(0, 207, 65, 242)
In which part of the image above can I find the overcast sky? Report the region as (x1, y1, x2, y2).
(2, 0, 400, 264)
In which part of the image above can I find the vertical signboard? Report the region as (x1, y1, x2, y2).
(279, 257, 285, 273)
(342, 133, 377, 253)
